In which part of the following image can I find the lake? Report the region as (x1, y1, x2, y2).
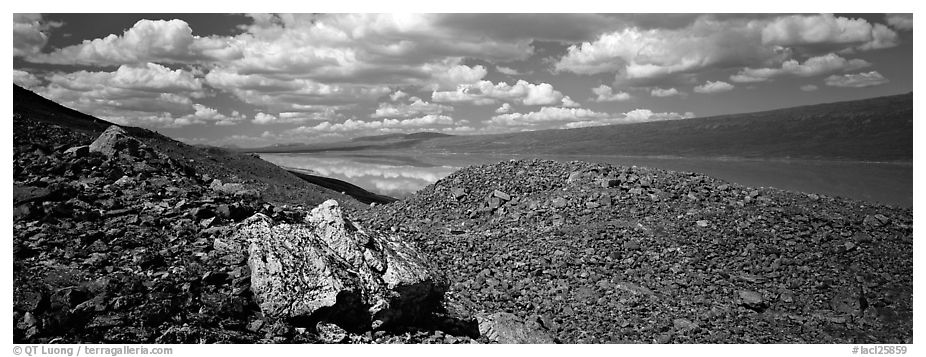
(260, 151, 912, 208)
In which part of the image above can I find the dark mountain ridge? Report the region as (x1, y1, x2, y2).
(264, 92, 912, 162)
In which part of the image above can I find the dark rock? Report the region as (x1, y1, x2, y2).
(451, 187, 466, 200)
(492, 190, 510, 201)
(315, 322, 348, 343)
(476, 312, 555, 344)
(738, 290, 767, 312)
(64, 145, 90, 157)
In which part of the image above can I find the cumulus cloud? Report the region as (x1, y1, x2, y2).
(428, 64, 488, 89)
(253, 112, 278, 125)
(490, 107, 609, 127)
(496, 66, 521, 75)
(490, 106, 695, 128)
(27, 19, 241, 65)
(13, 13, 61, 57)
(292, 115, 459, 137)
(564, 109, 696, 129)
(761, 14, 898, 51)
(885, 14, 913, 31)
(730, 53, 871, 83)
(14, 69, 42, 89)
(800, 84, 819, 92)
(431, 79, 564, 106)
(650, 87, 680, 97)
(371, 99, 453, 118)
(390, 90, 409, 101)
(205, 68, 391, 110)
(37, 63, 205, 125)
(175, 104, 246, 126)
(561, 96, 581, 107)
(824, 71, 889, 88)
(592, 85, 631, 102)
(554, 14, 899, 83)
(693, 80, 735, 94)
(554, 16, 780, 80)
(495, 103, 512, 114)
(199, 14, 533, 90)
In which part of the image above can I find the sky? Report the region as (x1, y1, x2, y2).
(12, 13, 914, 148)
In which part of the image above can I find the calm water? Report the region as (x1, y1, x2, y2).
(260, 151, 912, 208)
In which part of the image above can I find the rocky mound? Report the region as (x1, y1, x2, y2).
(357, 159, 913, 343)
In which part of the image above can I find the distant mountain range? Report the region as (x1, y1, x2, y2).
(245, 132, 456, 153)
(251, 92, 912, 162)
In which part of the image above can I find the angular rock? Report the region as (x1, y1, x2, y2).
(492, 190, 510, 201)
(89, 125, 139, 157)
(233, 200, 446, 331)
(738, 290, 767, 311)
(64, 145, 90, 157)
(316, 322, 348, 343)
(451, 187, 466, 200)
(209, 179, 248, 196)
(476, 312, 555, 344)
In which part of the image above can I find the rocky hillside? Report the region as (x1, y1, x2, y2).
(357, 159, 913, 343)
(13, 103, 552, 344)
(13, 85, 368, 211)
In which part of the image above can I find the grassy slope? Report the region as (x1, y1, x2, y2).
(13, 85, 368, 211)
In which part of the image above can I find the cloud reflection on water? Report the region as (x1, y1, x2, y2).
(260, 154, 458, 197)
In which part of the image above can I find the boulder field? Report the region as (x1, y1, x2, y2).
(356, 159, 913, 344)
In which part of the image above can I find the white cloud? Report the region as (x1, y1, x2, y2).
(554, 17, 778, 80)
(824, 71, 889, 88)
(390, 90, 408, 101)
(496, 66, 521, 75)
(885, 14, 913, 31)
(564, 109, 695, 129)
(13, 14, 59, 57)
(800, 84, 819, 92)
(561, 96, 581, 107)
(592, 85, 631, 102)
(205, 68, 391, 110)
(294, 115, 459, 136)
(693, 80, 735, 94)
(490, 106, 695, 128)
(730, 53, 871, 83)
(495, 103, 512, 114)
(762, 14, 899, 51)
(175, 104, 246, 126)
(490, 107, 609, 126)
(253, 112, 278, 125)
(13, 69, 42, 89)
(371, 99, 453, 118)
(650, 87, 680, 97)
(431, 79, 564, 106)
(36, 63, 207, 127)
(554, 14, 899, 82)
(428, 64, 488, 89)
(28, 19, 241, 65)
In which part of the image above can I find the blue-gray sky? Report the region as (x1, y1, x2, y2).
(13, 13, 913, 148)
